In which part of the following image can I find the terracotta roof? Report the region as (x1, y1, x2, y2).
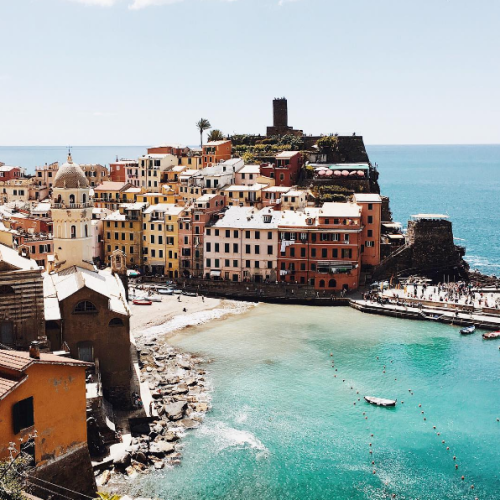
(0, 374, 27, 400)
(0, 349, 92, 373)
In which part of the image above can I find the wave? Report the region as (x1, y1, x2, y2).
(196, 421, 267, 454)
(139, 301, 257, 339)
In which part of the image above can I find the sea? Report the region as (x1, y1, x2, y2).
(1, 144, 500, 498)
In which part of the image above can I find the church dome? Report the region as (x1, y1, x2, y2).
(53, 154, 89, 189)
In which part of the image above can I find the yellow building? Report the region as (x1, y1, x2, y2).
(93, 181, 133, 210)
(103, 202, 148, 268)
(143, 204, 184, 277)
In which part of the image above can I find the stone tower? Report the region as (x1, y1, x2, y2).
(51, 154, 94, 272)
(273, 97, 288, 129)
(111, 249, 129, 301)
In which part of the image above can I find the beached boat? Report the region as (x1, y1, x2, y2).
(172, 290, 183, 295)
(482, 331, 500, 340)
(147, 296, 162, 302)
(364, 396, 397, 407)
(182, 291, 198, 297)
(133, 299, 152, 305)
(157, 288, 174, 295)
(460, 325, 476, 335)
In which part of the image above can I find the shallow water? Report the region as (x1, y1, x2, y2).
(130, 304, 500, 500)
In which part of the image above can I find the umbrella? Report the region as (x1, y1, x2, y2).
(357, 170, 365, 176)
(325, 170, 333, 176)
(318, 170, 326, 176)
(334, 170, 342, 176)
(342, 170, 349, 176)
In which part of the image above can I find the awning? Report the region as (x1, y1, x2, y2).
(210, 270, 221, 277)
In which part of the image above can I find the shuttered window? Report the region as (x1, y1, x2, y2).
(13, 397, 34, 434)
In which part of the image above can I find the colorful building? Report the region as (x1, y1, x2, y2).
(260, 151, 303, 187)
(0, 165, 22, 182)
(142, 204, 184, 277)
(0, 349, 96, 497)
(277, 203, 363, 291)
(204, 206, 280, 282)
(109, 159, 139, 185)
(202, 140, 232, 167)
(353, 193, 382, 268)
(178, 194, 225, 278)
(79, 163, 110, 187)
(93, 181, 133, 211)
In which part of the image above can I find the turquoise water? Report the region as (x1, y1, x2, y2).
(132, 305, 500, 500)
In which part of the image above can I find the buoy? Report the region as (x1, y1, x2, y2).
(442, 440, 445, 444)
(377, 357, 379, 359)
(461, 476, 464, 481)
(371, 461, 375, 465)
(357, 391, 359, 394)
(433, 426, 436, 429)
(335, 369, 337, 371)
(369, 443, 372, 446)
(354, 402, 356, 405)
(421, 411, 424, 414)
(497, 418, 499, 422)
(446, 447, 449, 450)
(437, 432, 440, 436)
(453, 456, 456, 460)
(423, 417, 426, 421)
(383, 370, 386, 373)
(330, 353, 333, 357)
(471, 485, 474, 489)
(395, 378, 397, 381)
(455, 464, 458, 469)
(401, 401, 404, 404)
(343, 379, 345, 382)
(419, 404, 421, 407)
(408, 389, 411, 392)
(358, 398, 360, 401)
(363, 412, 365, 415)
(365, 417, 368, 420)
(371, 434, 374, 437)
(334, 375, 337, 378)
(369, 450, 373, 454)
(373, 470, 376, 474)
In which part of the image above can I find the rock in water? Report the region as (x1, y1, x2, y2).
(113, 451, 131, 468)
(164, 401, 187, 420)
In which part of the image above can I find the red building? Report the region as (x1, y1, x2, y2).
(178, 194, 225, 278)
(0, 166, 22, 181)
(202, 141, 232, 168)
(278, 202, 363, 292)
(260, 151, 302, 187)
(109, 160, 138, 184)
(147, 143, 188, 156)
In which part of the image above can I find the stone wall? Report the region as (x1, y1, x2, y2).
(373, 218, 469, 282)
(29, 444, 96, 500)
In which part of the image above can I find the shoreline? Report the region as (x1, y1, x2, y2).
(97, 294, 257, 494)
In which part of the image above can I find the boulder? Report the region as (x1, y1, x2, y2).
(195, 403, 209, 412)
(133, 451, 148, 464)
(125, 466, 137, 477)
(150, 441, 175, 457)
(185, 377, 197, 386)
(163, 432, 178, 442)
(112, 451, 131, 468)
(164, 401, 187, 421)
(154, 461, 164, 470)
(177, 359, 192, 370)
(173, 383, 189, 394)
(97, 470, 111, 486)
(179, 418, 197, 429)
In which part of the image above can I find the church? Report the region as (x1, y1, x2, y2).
(43, 154, 132, 408)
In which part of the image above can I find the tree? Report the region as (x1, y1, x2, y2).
(196, 118, 211, 148)
(242, 152, 256, 164)
(207, 129, 224, 142)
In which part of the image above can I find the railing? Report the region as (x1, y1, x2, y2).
(53, 202, 93, 209)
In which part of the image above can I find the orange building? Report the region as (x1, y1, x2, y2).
(353, 193, 382, 268)
(0, 348, 96, 496)
(202, 140, 232, 167)
(278, 203, 363, 292)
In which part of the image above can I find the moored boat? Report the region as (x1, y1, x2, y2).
(133, 299, 153, 305)
(157, 288, 174, 295)
(460, 325, 475, 335)
(482, 331, 500, 340)
(364, 396, 397, 407)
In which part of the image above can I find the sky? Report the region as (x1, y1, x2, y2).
(0, 0, 499, 146)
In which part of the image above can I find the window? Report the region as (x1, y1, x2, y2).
(245, 231, 251, 239)
(322, 248, 327, 258)
(255, 231, 260, 240)
(367, 230, 373, 237)
(268, 232, 273, 240)
(206, 229, 211, 236)
(233, 230, 239, 238)
(267, 245, 273, 255)
(245, 245, 251, 254)
(12, 397, 34, 434)
(290, 247, 295, 257)
(319, 280, 325, 288)
(225, 230, 230, 238)
(225, 259, 230, 267)
(215, 243, 220, 252)
(151, 250, 156, 257)
(311, 248, 316, 257)
(267, 261, 272, 269)
(151, 235, 155, 244)
(233, 243, 239, 253)
(366, 241, 375, 247)
(368, 203, 373, 210)
(130, 233, 134, 241)
(206, 259, 211, 267)
(215, 259, 220, 268)
(246, 260, 251, 268)
(332, 248, 338, 258)
(368, 216, 373, 224)
(71, 225, 76, 239)
(74, 301, 97, 313)
(0, 285, 15, 295)
(255, 261, 260, 268)
(109, 318, 124, 327)
(329, 279, 337, 288)
(225, 243, 230, 253)
(233, 260, 238, 267)
(255, 245, 260, 254)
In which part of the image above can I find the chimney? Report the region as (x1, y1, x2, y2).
(29, 341, 40, 359)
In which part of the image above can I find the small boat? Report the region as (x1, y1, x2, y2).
(172, 290, 183, 295)
(157, 288, 174, 295)
(482, 331, 500, 340)
(147, 296, 162, 302)
(182, 291, 198, 297)
(364, 396, 397, 407)
(133, 299, 152, 306)
(460, 325, 476, 335)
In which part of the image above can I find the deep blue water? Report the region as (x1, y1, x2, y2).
(1, 144, 499, 275)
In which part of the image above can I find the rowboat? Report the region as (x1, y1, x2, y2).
(157, 288, 174, 295)
(182, 291, 198, 297)
(460, 325, 475, 335)
(133, 299, 152, 306)
(364, 396, 397, 407)
(482, 331, 500, 340)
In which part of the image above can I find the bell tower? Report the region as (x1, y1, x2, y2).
(51, 154, 94, 271)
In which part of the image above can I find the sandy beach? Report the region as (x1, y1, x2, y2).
(130, 294, 224, 334)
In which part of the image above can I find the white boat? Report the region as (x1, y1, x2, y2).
(364, 396, 397, 407)
(460, 325, 475, 335)
(157, 288, 174, 295)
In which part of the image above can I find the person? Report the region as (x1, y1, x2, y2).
(202, 295, 205, 302)
(177, 296, 181, 302)
(183, 307, 187, 313)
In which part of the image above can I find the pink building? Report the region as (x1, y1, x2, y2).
(178, 194, 225, 278)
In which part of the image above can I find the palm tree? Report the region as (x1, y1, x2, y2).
(207, 129, 224, 142)
(196, 118, 211, 148)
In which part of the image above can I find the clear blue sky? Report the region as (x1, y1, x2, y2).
(1, 0, 499, 146)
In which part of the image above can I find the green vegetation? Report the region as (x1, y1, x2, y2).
(196, 118, 211, 148)
(316, 135, 338, 150)
(313, 184, 353, 203)
(0, 453, 32, 500)
(207, 129, 225, 142)
(241, 152, 256, 164)
(97, 493, 121, 500)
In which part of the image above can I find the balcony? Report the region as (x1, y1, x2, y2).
(53, 202, 93, 209)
